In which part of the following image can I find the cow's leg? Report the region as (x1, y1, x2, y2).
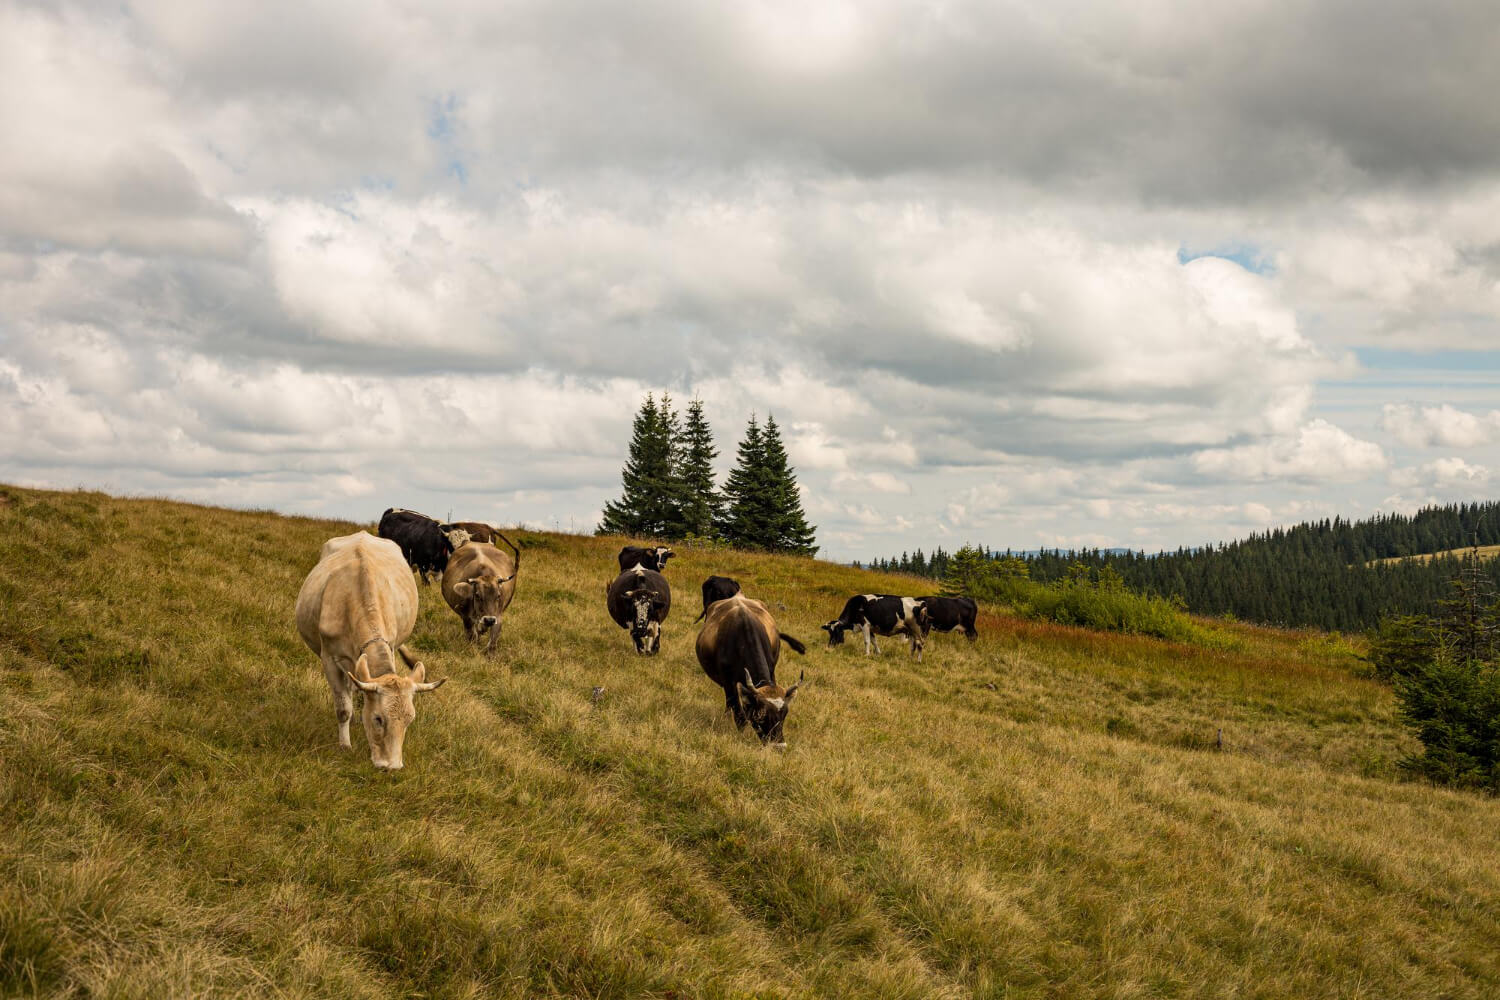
(321, 652, 354, 749)
(724, 686, 747, 730)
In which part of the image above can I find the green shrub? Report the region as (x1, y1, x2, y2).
(970, 563, 1233, 648)
(1396, 652, 1500, 791)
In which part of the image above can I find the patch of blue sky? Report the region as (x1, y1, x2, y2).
(427, 93, 468, 186)
(1355, 348, 1500, 371)
(1176, 242, 1273, 275)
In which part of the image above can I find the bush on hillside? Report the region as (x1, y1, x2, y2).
(1364, 615, 1439, 681)
(1384, 563, 1500, 792)
(962, 559, 1232, 648)
(1396, 653, 1500, 791)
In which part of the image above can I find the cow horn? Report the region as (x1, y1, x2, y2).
(743, 668, 757, 690)
(782, 669, 805, 699)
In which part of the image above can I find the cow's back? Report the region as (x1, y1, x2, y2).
(696, 594, 779, 683)
(296, 532, 418, 662)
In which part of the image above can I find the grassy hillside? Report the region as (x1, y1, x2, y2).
(1368, 543, 1500, 567)
(2, 485, 1498, 999)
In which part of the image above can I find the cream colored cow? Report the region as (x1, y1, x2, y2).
(295, 531, 446, 770)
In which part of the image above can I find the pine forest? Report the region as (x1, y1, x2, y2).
(868, 502, 1500, 631)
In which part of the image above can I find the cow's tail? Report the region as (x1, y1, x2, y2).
(493, 529, 521, 570)
(779, 633, 807, 655)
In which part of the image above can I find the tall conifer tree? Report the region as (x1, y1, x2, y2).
(677, 398, 723, 539)
(598, 393, 680, 538)
(718, 414, 770, 547)
(760, 415, 818, 555)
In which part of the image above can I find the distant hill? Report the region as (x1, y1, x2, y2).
(873, 501, 1500, 630)
(1368, 543, 1500, 567)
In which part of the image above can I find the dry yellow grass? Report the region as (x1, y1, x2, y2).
(1, 485, 1497, 998)
(1367, 543, 1500, 567)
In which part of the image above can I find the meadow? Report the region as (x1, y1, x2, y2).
(1, 485, 1497, 999)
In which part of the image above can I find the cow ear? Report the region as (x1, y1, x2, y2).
(453, 581, 473, 599)
(408, 660, 426, 684)
(737, 681, 759, 705)
(820, 622, 832, 632)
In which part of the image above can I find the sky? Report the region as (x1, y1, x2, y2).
(3, 0, 1499, 563)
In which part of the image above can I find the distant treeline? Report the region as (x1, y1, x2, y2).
(863, 501, 1500, 631)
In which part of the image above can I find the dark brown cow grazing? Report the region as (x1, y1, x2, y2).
(606, 566, 671, 655)
(618, 545, 673, 573)
(694, 575, 741, 622)
(918, 596, 978, 641)
(696, 592, 806, 747)
(441, 541, 519, 655)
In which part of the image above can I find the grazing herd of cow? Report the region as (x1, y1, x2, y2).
(294, 508, 979, 769)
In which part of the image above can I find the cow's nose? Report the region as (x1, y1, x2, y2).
(482, 616, 497, 627)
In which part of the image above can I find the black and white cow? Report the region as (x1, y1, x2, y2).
(821, 594, 929, 661)
(917, 596, 978, 641)
(618, 545, 674, 573)
(378, 508, 471, 585)
(694, 575, 742, 623)
(606, 565, 672, 655)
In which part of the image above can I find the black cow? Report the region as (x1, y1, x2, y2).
(822, 594, 929, 661)
(918, 596, 978, 641)
(606, 566, 672, 655)
(694, 575, 742, 622)
(618, 545, 674, 573)
(696, 592, 806, 747)
(377, 508, 471, 585)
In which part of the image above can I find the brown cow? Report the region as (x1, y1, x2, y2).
(696, 592, 806, 747)
(448, 521, 521, 554)
(295, 532, 447, 771)
(441, 541, 519, 655)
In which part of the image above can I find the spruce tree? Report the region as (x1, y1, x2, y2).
(677, 398, 723, 539)
(759, 415, 818, 555)
(718, 414, 772, 548)
(598, 393, 680, 538)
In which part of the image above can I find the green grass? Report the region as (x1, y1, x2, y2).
(2, 485, 1498, 998)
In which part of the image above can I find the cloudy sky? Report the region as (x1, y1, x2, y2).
(3, 1, 1499, 562)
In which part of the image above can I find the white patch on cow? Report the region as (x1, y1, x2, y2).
(861, 593, 878, 602)
(901, 597, 921, 620)
(768, 698, 785, 710)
